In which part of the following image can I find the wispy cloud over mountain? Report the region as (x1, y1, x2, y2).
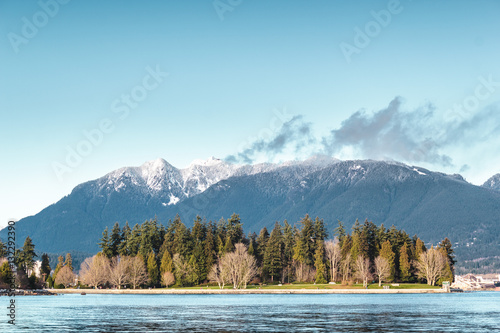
(225, 115, 316, 164)
(226, 97, 500, 177)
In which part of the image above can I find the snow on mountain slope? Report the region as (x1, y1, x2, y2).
(84, 155, 340, 207)
(483, 173, 500, 191)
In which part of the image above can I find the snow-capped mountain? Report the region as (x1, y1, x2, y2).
(85, 155, 340, 208)
(483, 173, 500, 191)
(3, 157, 500, 269)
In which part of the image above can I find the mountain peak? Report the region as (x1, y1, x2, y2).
(188, 156, 224, 167)
(140, 157, 173, 174)
(483, 173, 500, 191)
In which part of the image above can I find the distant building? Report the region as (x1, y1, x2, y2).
(452, 274, 500, 290)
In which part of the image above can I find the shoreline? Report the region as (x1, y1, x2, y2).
(48, 288, 446, 295)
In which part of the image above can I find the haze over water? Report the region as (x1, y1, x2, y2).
(3, 293, 499, 332)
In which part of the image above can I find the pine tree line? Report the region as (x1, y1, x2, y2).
(94, 214, 455, 288)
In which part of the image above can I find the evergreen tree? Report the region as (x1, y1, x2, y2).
(159, 224, 166, 249)
(99, 227, 113, 258)
(64, 253, 73, 271)
(438, 238, 456, 274)
(334, 220, 346, 246)
(313, 217, 327, 242)
(256, 227, 269, 264)
(147, 251, 159, 286)
(118, 221, 132, 256)
(314, 240, 327, 284)
(216, 235, 225, 257)
(40, 254, 51, 280)
(110, 222, 123, 257)
(223, 236, 234, 254)
(0, 261, 13, 285)
(172, 216, 191, 258)
(399, 243, 411, 282)
(340, 234, 352, 259)
(350, 233, 360, 263)
(150, 217, 163, 253)
(226, 213, 243, 245)
(191, 216, 206, 242)
(352, 219, 361, 235)
(387, 225, 406, 280)
(215, 218, 227, 253)
(128, 224, 142, 256)
(160, 249, 173, 274)
(138, 218, 161, 259)
(414, 237, 426, 261)
(248, 237, 256, 256)
(46, 275, 54, 288)
(298, 214, 315, 266)
(187, 255, 199, 285)
(358, 229, 370, 260)
(161, 219, 176, 256)
(282, 220, 295, 283)
(54, 255, 64, 278)
(204, 221, 216, 271)
(377, 224, 387, 247)
(189, 241, 206, 284)
(438, 247, 454, 285)
(263, 221, 283, 282)
(19, 236, 37, 275)
(380, 240, 395, 282)
(362, 220, 378, 262)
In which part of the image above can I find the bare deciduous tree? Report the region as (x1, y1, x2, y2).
(416, 247, 446, 286)
(325, 239, 341, 282)
(355, 256, 372, 288)
(80, 255, 110, 289)
(220, 243, 258, 289)
(293, 261, 316, 283)
(239, 245, 259, 289)
(208, 258, 229, 289)
(374, 256, 390, 287)
(55, 265, 75, 288)
(109, 256, 131, 289)
(341, 253, 352, 284)
(161, 271, 175, 288)
(128, 255, 148, 289)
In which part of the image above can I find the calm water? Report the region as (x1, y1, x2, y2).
(1, 292, 499, 332)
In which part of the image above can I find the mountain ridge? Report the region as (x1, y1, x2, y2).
(2, 156, 500, 272)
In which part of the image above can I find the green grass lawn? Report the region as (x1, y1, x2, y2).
(157, 283, 440, 290)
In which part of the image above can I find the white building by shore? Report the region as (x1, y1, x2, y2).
(451, 274, 500, 290)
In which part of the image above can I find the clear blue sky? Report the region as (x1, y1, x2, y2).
(1, 0, 500, 229)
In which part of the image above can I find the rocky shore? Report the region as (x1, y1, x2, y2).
(0, 289, 57, 296)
